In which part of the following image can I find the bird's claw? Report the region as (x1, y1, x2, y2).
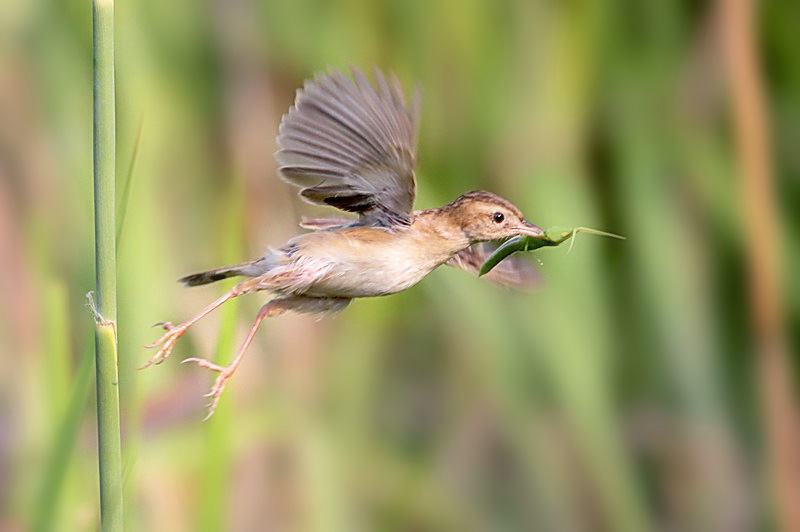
(182, 357, 234, 420)
(181, 357, 225, 372)
(140, 324, 189, 369)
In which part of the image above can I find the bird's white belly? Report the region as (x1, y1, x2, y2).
(302, 252, 442, 298)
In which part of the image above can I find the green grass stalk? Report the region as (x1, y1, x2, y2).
(92, 0, 123, 529)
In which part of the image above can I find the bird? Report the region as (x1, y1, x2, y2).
(143, 67, 544, 419)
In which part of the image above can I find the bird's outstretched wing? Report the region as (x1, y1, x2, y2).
(447, 243, 540, 289)
(276, 68, 420, 228)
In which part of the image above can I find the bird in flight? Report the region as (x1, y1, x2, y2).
(144, 68, 544, 419)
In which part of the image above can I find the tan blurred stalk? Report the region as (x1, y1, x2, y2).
(719, 0, 800, 530)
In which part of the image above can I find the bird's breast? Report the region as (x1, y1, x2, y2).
(286, 228, 458, 298)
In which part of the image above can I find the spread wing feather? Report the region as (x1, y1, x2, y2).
(276, 68, 420, 227)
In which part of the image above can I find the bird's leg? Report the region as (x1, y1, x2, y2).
(182, 296, 351, 420)
(142, 278, 260, 369)
(181, 298, 288, 420)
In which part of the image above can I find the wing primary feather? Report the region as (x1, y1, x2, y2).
(322, 73, 393, 146)
(276, 67, 419, 227)
(281, 119, 378, 164)
(373, 69, 404, 146)
(278, 148, 358, 169)
(278, 134, 362, 166)
(299, 91, 386, 159)
(328, 72, 394, 150)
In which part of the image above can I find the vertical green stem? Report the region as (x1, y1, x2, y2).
(93, 0, 123, 530)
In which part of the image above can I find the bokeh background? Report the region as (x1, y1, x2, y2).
(1, 0, 798, 530)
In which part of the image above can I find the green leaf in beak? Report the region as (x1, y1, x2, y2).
(478, 226, 625, 277)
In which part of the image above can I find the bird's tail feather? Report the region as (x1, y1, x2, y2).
(179, 260, 261, 287)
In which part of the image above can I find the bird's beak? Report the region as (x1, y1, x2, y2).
(515, 220, 545, 238)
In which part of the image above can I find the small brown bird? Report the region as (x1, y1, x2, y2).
(144, 68, 544, 419)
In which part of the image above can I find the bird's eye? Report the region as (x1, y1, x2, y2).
(492, 212, 505, 223)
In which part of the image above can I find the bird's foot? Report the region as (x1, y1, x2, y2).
(181, 357, 236, 420)
(141, 321, 189, 369)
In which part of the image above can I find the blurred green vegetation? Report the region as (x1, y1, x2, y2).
(1, 0, 798, 530)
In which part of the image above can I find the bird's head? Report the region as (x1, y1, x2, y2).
(447, 190, 543, 243)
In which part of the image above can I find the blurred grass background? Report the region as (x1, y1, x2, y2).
(1, 0, 799, 530)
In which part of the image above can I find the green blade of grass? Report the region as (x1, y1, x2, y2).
(479, 226, 625, 277)
(92, 0, 123, 529)
(116, 114, 144, 251)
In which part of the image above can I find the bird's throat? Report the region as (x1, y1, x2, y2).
(410, 208, 472, 261)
